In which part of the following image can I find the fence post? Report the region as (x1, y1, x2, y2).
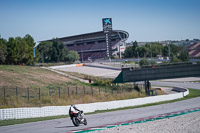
(112, 87, 113, 94)
(27, 88, 30, 103)
(3, 87, 6, 105)
(68, 87, 70, 96)
(59, 88, 61, 98)
(91, 86, 93, 96)
(49, 88, 50, 96)
(16, 87, 18, 97)
(38, 88, 41, 100)
(99, 87, 100, 95)
(83, 86, 85, 94)
(16, 87, 18, 102)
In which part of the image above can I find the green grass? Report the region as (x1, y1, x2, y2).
(0, 115, 67, 127)
(1, 88, 200, 127)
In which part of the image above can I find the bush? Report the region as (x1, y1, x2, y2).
(149, 60, 156, 65)
(134, 85, 141, 92)
(171, 57, 182, 63)
(93, 78, 111, 86)
(139, 59, 150, 67)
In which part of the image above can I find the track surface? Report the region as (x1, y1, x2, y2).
(151, 81, 200, 90)
(1, 97, 200, 133)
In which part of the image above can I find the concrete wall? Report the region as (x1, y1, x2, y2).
(0, 89, 189, 120)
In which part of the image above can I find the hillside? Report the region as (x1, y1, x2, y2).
(0, 65, 147, 108)
(0, 65, 73, 89)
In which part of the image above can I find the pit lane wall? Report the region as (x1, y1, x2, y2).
(0, 89, 189, 120)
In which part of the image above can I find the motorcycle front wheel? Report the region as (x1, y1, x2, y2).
(84, 118, 87, 125)
(72, 117, 80, 126)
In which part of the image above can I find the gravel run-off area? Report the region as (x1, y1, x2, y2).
(94, 111, 200, 133)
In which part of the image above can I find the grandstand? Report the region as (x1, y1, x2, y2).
(43, 30, 129, 61)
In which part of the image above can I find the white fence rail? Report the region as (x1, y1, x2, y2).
(0, 89, 189, 120)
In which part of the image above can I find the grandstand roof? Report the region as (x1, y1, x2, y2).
(42, 30, 129, 43)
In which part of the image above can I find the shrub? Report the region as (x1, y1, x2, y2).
(139, 59, 150, 67)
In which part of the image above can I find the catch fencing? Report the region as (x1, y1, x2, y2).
(0, 84, 144, 105)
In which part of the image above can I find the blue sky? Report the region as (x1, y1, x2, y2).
(0, 0, 200, 42)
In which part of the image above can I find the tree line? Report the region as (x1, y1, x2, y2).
(0, 34, 189, 65)
(37, 39, 79, 63)
(0, 35, 80, 65)
(124, 41, 189, 62)
(0, 34, 36, 65)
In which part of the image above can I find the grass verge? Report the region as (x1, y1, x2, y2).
(1, 88, 200, 126)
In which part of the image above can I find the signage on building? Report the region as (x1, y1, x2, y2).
(120, 46, 125, 52)
(102, 18, 112, 32)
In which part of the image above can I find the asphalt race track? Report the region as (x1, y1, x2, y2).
(151, 81, 200, 90)
(1, 95, 200, 133)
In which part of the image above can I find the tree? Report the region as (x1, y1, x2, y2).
(23, 34, 36, 65)
(51, 39, 69, 62)
(124, 41, 139, 58)
(6, 37, 20, 64)
(162, 45, 169, 57)
(37, 41, 53, 62)
(132, 41, 138, 57)
(124, 46, 134, 58)
(65, 51, 80, 62)
(37, 39, 80, 63)
(151, 43, 163, 57)
(144, 43, 151, 57)
(136, 45, 148, 57)
(169, 44, 180, 57)
(178, 50, 189, 62)
(0, 38, 7, 64)
(5, 34, 37, 65)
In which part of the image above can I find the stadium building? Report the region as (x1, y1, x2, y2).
(43, 18, 129, 61)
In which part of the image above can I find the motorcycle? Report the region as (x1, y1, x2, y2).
(69, 110, 87, 126)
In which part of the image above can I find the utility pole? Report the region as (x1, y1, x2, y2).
(168, 43, 170, 62)
(119, 44, 121, 59)
(150, 44, 152, 60)
(81, 44, 83, 63)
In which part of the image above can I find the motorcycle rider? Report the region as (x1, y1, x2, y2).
(69, 104, 83, 120)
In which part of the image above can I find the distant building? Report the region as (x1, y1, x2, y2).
(187, 42, 200, 58)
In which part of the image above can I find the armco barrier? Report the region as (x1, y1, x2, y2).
(0, 89, 189, 120)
